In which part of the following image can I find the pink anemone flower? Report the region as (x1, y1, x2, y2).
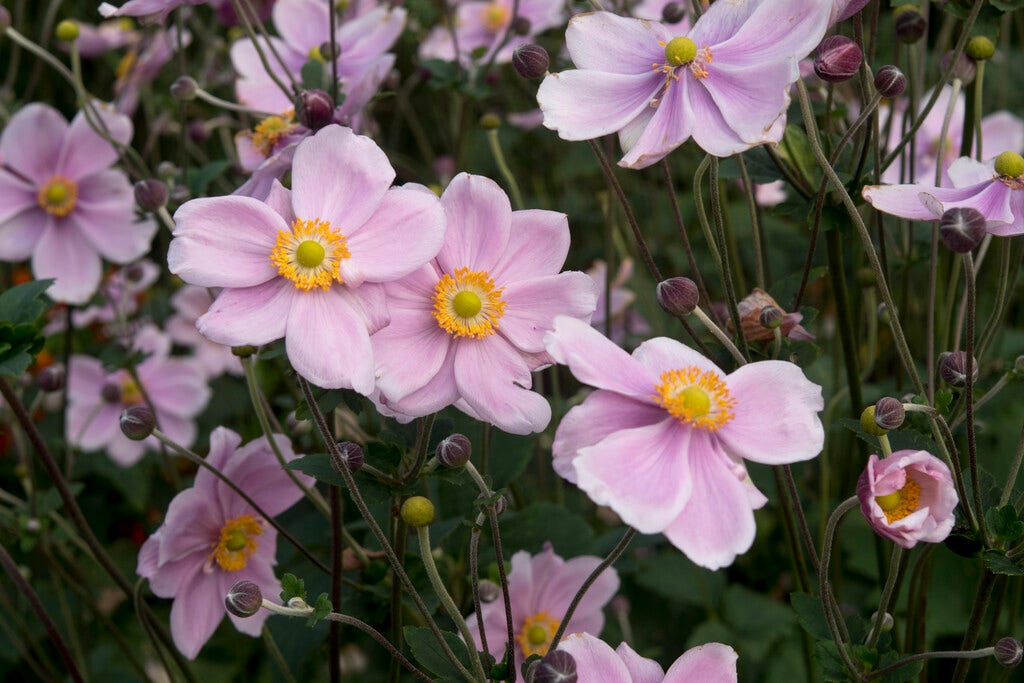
(857, 449, 958, 549)
(544, 317, 824, 569)
(537, 0, 828, 168)
(137, 426, 312, 659)
(168, 125, 446, 392)
(99, 0, 206, 21)
(419, 0, 564, 65)
(558, 633, 737, 683)
(466, 543, 620, 672)
(372, 173, 597, 435)
(0, 103, 157, 304)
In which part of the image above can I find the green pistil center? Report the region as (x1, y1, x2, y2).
(994, 151, 1024, 179)
(225, 529, 249, 552)
(452, 290, 483, 318)
(526, 624, 548, 646)
(679, 386, 711, 417)
(875, 491, 901, 511)
(664, 36, 697, 66)
(295, 240, 326, 268)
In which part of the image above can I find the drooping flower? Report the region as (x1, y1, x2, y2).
(0, 103, 157, 304)
(586, 258, 650, 347)
(67, 324, 210, 466)
(99, 0, 206, 22)
(729, 288, 814, 343)
(465, 543, 620, 671)
(557, 632, 738, 683)
(537, 1, 829, 168)
(137, 426, 311, 659)
(166, 286, 244, 379)
(372, 173, 597, 435)
(168, 124, 446, 391)
(544, 317, 824, 569)
(419, 0, 564, 65)
(857, 449, 957, 549)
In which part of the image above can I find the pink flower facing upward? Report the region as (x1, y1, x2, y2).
(419, 0, 564, 65)
(857, 449, 958, 549)
(557, 632, 737, 683)
(864, 152, 1024, 237)
(537, 0, 829, 169)
(544, 317, 825, 569)
(137, 427, 312, 659)
(372, 173, 597, 435)
(168, 125, 446, 391)
(166, 286, 244, 379)
(466, 544, 620, 671)
(0, 103, 157, 304)
(67, 325, 210, 466)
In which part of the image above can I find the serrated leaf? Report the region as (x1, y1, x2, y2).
(0, 279, 54, 323)
(280, 573, 306, 603)
(983, 550, 1024, 575)
(307, 593, 332, 626)
(986, 505, 1024, 543)
(791, 592, 831, 640)
(403, 626, 476, 679)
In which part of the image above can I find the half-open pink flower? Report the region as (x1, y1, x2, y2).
(857, 449, 957, 549)
(537, 0, 828, 168)
(558, 632, 737, 682)
(168, 125, 446, 392)
(137, 426, 311, 659)
(544, 317, 824, 569)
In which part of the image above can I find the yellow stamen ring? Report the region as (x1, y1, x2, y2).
(875, 477, 922, 524)
(251, 111, 296, 156)
(654, 366, 736, 431)
(270, 218, 350, 291)
(37, 176, 78, 217)
(432, 267, 507, 339)
(515, 611, 560, 658)
(482, 1, 511, 33)
(211, 513, 262, 572)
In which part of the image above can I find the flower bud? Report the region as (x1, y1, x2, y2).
(479, 112, 501, 130)
(939, 351, 978, 388)
(939, 207, 986, 253)
(870, 611, 894, 632)
(124, 263, 146, 282)
(966, 36, 995, 62)
(225, 580, 263, 618)
(814, 35, 862, 83)
(101, 381, 122, 404)
(533, 650, 577, 683)
(55, 20, 79, 42)
(36, 365, 65, 393)
(134, 179, 168, 212)
(661, 2, 686, 24)
(995, 151, 1024, 179)
(297, 89, 335, 131)
(511, 16, 531, 36)
(478, 493, 508, 516)
(874, 65, 907, 98)
(860, 405, 888, 436)
(437, 434, 471, 468)
(331, 441, 365, 473)
(170, 76, 198, 100)
(941, 51, 976, 85)
(995, 637, 1023, 668)
(318, 40, 339, 61)
(400, 496, 435, 527)
(873, 397, 905, 431)
(188, 120, 210, 144)
(120, 405, 155, 441)
(156, 161, 178, 180)
(512, 44, 549, 80)
(657, 277, 699, 316)
(0, 7, 11, 31)
(893, 6, 926, 44)
(477, 579, 500, 603)
(759, 305, 783, 330)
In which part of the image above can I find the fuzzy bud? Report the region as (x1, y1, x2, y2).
(995, 637, 1023, 668)
(939, 207, 986, 253)
(860, 405, 889, 436)
(134, 179, 168, 212)
(120, 405, 155, 441)
(941, 51, 976, 85)
(55, 20, 79, 42)
(297, 89, 335, 131)
(939, 351, 978, 388)
(170, 76, 198, 100)
(512, 44, 549, 80)
(873, 397, 905, 431)
(437, 434, 471, 468)
(225, 580, 263, 617)
(479, 112, 501, 130)
(511, 16, 531, 36)
(477, 579, 501, 603)
(400, 496, 435, 528)
(533, 650, 578, 683)
(870, 611, 894, 633)
(814, 35, 862, 83)
(759, 305, 784, 330)
(874, 65, 907, 98)
(893, 6, 926, 44)
(966, 36, 995, 62)
(661, 2, 686, 24)
(36, 365, 65, 393)
(188, 120, 210, 144)
(331, 442, 365, 473)
(657, 277, 699, 316)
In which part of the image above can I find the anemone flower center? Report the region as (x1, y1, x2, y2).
(210, 514, 262, 572)
(515, 611, 560, 658)
(37, 176, 78, 217)
(307, 44, 325, 62)
(432, 267, 506, 339)
(654, 36, 713, 87)
(482, 2, 511, 33)
(115, 51, 137, 80)
(251, 112, 296, 155)
(654, 366, 736, 431)
(120, 376, 143, 406)
(270, 218, 351, 291)
(875, 477, 921, 524)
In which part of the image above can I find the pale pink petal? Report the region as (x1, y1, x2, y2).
(373, 307, 451, 401)
(687, 80, 759, 157)
(382, 344, 459, 417)
(69, 403, 121, 450)
(948, 157, 995, 187)
(705, 0, 826, 66)
(539, 70, 664, 143)
(558, 634, 632, 682)
(68, 356, 106, 402)
(490, 209, 570, 283)
(263, 180, 294, 222)
(0, 208, 47, 260)
(632, 336, 723, 376)
(436, 173, 512, 275)
(617, 642, 665, 683)
(285, 287, 376, 393)
(989, 190, 1024, 236)
(156, 413, 198, 451)
(144, 553, 205, 600)
(107, 436, 146, 467)
(32, 222, 101, 304)
(231, 37, 302, 114)
(336, 7, 407, 68)
(862, 182, 996, 221)
(143, 361, 211, 418)
(544, 316, 658, 400)
(157, 488, 220, 564)
(0, 170, 37, 224)
(196, 280, 294, 346)
(73, 170, 157, 262)
(701, 60, 796, 145)
(57, 105, 133, 181)
(219, 434, 308, 518)
(168, 561, 224, 659)
(536, 555, 619, 628)
(498, 272, 596, 354)
(564, 12, 671, 73)
(620, 77, 696, 168)
(272, 0, 329, 51)
(200, 426, 245, 482)
(979, 112, 1024, 160)
(0, 104, 67, 184)
(663, 643, 739, 683)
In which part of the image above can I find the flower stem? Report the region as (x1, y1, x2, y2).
(866, 547, 904, 648)
(820, 497, 861, 678)
(487, 128, 524, 210)
(963, 253, 988, 544)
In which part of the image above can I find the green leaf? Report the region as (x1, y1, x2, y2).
(307, 593, 332, 627)
(294, 387, 346, 422)
(300, 58, 326, 91)
(495, 503, 595, 557)
(0, 323, 46, 378)
(986, 505, 1024, 543)
(185, 160, 232, 196)
(280, 573, 306, 603)
(876, 650, 924, 683)
(791, 592, 831, 640)
(983, 550, 1024, 576)
(285, 452, 345, 486)
(635, 551, 725, 609)
(0, 279, 54, 323)
(403, 626, 475, 680)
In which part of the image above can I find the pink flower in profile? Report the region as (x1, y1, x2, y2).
(558, 632, 737, 682)
(544, 317, 824, 569)
(99, 0, 206, 21)
(168, 125, 446, 392)
(372, 173, 597, 435)
(857, 449, 958, 549)
(67, 325, 210, 466)
(537, 1, 828, 168)
(419, 0, 564, 65)
(137, 426, 311, 659)
(60, 19, 139, 57)
(466, 544, 620, 672)
(0, 103, 157, 304)
(166, 286, 244, 379)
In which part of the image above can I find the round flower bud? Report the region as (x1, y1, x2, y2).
(533, 650, 577, 683)
(478, 493, 508, 516)
(939, 351, 978, 388)
(231, 345, 257, 357)
(436, 434, 471, 468)
(661, 2, 686, 24)
(400, 496, 435, 528)
(36, 365, 65, 393)
(188, 120, 210, 144)
(55, 20, 79, 42)
(873, 397, 905, 431)
(156, 161, 178, 180)
(995, 637, 1023, 668)
(939, 207, 986, 253)
(893, 6, 926, 44)
(657, 277, 699, 316)
(123, 263, 146, 283)
(860, 405, 888, 436)
(120, 405, 155, 441)
(479, 112, 501, 130)
(966, 36, 995, 62)
(995, 151, 1024, 179)
(318, 40, 339, 61)
(134, 179, 168, 212)
(225, 580, 263, 618)
(814, 35, 862, 83)
(759, 305, 784, 330)
(0, 7, 11, 31)
(941, 51, 976, 85)
(874, 65, 907, 98)
(331, 441, 365, 473)
(101, 381, 122, 404)
(170, 76, 198, 100)
(870, 611, 894, 633)
(297, 89, 335, 132)
(512, 44, 549, 80)
(511, 16, 531, 36)
(477, 579, 501, 603)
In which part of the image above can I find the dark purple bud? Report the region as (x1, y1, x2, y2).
(120, 405, 155, 441)
(101, 381, 122, 404)
(437, 434, 471, 468)
(225, 580, 263, 618)
(939, 351, 978, 388)
(512, 43, 549, 80)
(814, 35, 862, 83)
(133, 179, 168, 212)
(874, 65, 907, 98)
(477, 579, 500, 603)
(331, 442, 365, 474)
(318, 40, 339, 61)
(297, 89, 335, 132)
(661, 1, 686, 24)
(511, 16, 531, 36)
(187, 120, 210, 144)
(533, 650, 577, 683)
(123, 263, 146, 283)
(759, 305, 784, 330)
(657, 277, 699, 316)
(36, 365, 65, 393)
(894, 7, 926, 44)
(477, 493, 508, 516)
(170, 76, 198, 100)
(995, 637, 1023, 668)
(940, 207, 986, 253)
(873, 397, 905, 431)
(941, 50, 976, 85)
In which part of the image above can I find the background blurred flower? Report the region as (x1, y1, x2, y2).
(587, 258, 650, 347)
(419, 0, 564, 65)
(558, 632, 738, 682)
(166, 286, 244, 379)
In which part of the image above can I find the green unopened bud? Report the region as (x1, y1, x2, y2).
(966, 36, 995, 61)
(860, 405, 888, 436)
(479, 113, 501, 130)
(55, 20, 79, 42)
(995, 151, 1024, 179)
(400, 496, 435, 527)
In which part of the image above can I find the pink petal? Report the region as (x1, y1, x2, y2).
(336, 7, 407, 68)
(218, 434, 308, 518)
(144, 551, 205, 600)
(948, 157, 995, 187)
(697, 0, 826, 63)
(157, 488, 221, 564)
(498, 272, 597, 353)
(373, 307, 451, 401)
(701, 60, 795, 145)
(620, 76, 696, 168)
(73, 170, 157, 262)
(0, 208, 47, 260)
(197, 280, 294, 346)
(436, 173, 511, 275)
(617, 642, 665, 683)
(0, 104, 67, 184)
(539, 70, 664, 143)
(200, 426, 244, 479)
(382, 344, 459, 417)
(686, 79, 756, 157)
(537, 555, 619, 629)
(231, 37, 301, 114)
(632, 336, 723, 376)
(272, 0, 329, 52)
(68, 402, 121, 450)
(490, 209, 570, 283)
(564, 12, 671, 73)
(663, 643, 739, 683)
(558, 633, 632, 682)
(863, 181, 986, 221)
(106, 437, 146, 466)
(143, 360, 211, 418)
(32, 222, 102, 304)
(285, 287, 376, 393)
(67, 355, 106, 402)
(0, 170, 37, 224)
(168, 562, 225, 659)
(979, 112, 1024, 161)
(545, 316, 658, 400)
(989, 190, 1024, 236)
(57, 105, 133, 181)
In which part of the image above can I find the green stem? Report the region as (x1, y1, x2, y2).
(486, 128, 524, 210)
